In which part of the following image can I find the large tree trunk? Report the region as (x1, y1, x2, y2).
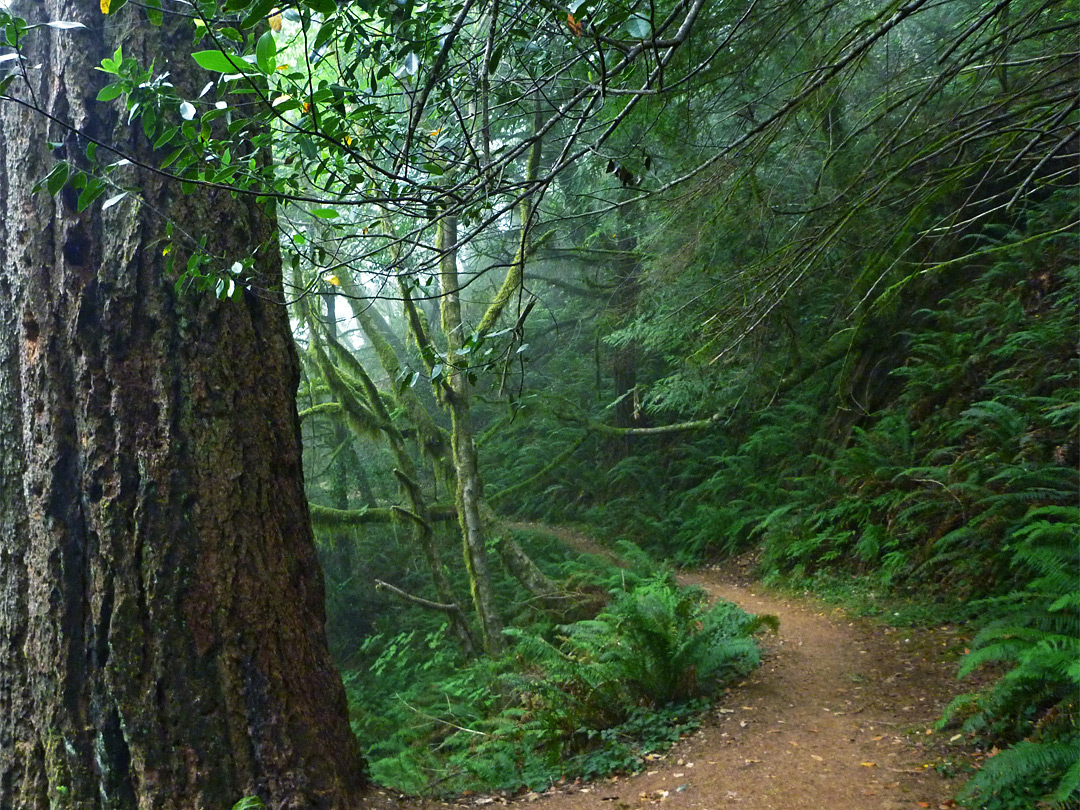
(0, 4, 364, 808)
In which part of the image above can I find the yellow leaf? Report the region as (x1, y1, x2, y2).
(100, 0, 110, 13)
(328, 275, 341, 286)
(269, 12, 283, 31)
(344, 135, 352, 146)
(860, 762, 876, 767)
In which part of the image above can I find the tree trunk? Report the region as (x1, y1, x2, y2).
(611, 203, 642, 451)
(321, 293, 362, 578)
(438, 215, 503, 655)
(0, 5, 364, 808)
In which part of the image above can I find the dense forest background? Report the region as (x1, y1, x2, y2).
(271, 0, 1076, 804)
(1, 0, 1075, 807)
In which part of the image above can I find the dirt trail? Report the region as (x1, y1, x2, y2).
(362, 528, 970, 810)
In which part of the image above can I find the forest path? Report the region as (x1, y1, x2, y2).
(368, 525, 970, 810)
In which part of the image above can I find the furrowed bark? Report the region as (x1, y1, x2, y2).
(0, 4, 365, 808)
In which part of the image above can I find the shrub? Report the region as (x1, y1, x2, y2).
(940, 506, 1079, 809)
(505, 575, 771, 746)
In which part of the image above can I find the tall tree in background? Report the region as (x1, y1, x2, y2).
(0, 2, 363, 807)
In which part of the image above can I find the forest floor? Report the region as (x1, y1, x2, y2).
(360, 525, 980, 810)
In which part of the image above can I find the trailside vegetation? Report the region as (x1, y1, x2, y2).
(2, 0, 1075, 806)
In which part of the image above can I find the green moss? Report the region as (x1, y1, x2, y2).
(43, 731, 72, 809)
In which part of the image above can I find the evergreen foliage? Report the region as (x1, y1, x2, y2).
(939, 503, 1079, 809)
(345, 540, 768, 795)
(489, 190, 1078, 805)
(2, 0, 1076, 801)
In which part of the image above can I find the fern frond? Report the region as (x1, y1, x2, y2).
(959, 737, 1080, 807)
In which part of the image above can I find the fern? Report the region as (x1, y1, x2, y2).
(958, 737, 1080, 809)
(941, 503, 1080, 807)
(507, 576, 766, 732)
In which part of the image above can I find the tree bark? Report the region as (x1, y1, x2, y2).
(438, 215, 504, 655)
(0, 4, 364, 808)
(610, 196, 642, 450)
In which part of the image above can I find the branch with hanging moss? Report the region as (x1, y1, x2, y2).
(389, 505, 434, 534)
(392, 468, 427, 506)
(474, 98, 544, 338)
(298, 401, 343, 421)
(488, 434, 588, 505)
(309, 502, 457, 528)
(306, 338, 389, 439)
(400, 282, 455, 405)
(334, 271, 453, 474)
(585, 414, 724, 436)
(545, 392, 725, 436)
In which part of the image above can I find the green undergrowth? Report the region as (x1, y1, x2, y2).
(489, 193, 1078, 807)
(762, 568, 986, 630)
(344, 536, 770, 796)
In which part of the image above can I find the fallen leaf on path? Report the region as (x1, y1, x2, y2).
(860, 761, 877, 767)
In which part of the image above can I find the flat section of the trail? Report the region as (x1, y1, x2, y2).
(361, 530, 970, 810)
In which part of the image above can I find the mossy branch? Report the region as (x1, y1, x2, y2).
(309, 341, 387, 438)
(374, 579, 467, 616)
(298, 401, 342, 421)
(309, 502, 457, 528)
(488, 434, 588, 505)
(475, 100, 543, 337)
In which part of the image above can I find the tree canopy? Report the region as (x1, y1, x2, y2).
(0, 0, 1075, 805)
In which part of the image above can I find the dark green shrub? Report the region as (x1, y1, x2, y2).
(941, 506, 1079, 809)
(506, 575, 769, 739)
